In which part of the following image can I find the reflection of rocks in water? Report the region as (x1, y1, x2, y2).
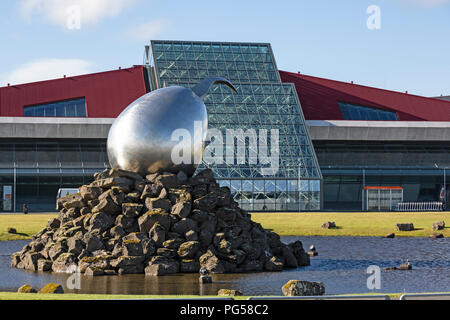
(68, 273, 242, 296)
(12, 168, 310, 278)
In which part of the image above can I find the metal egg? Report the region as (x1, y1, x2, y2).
(107, 77, 236, 176)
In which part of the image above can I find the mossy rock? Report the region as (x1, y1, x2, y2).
(125, 232, 140, 237)
(282, 280, 297, 291)
(90, 266, 104, 272)
(145, 209, 168, 216)
(123, 239, 140, 244)
(62, 221, 74, 228)
(162, 238, 184, 249)
(55, 237, 68, 246)
(73, 230, 84, 239)
(111, 255, 144, 268)
(83, 214, 92, 224)
(54, 252, 75, 262)
(281, 280, 325, 296)
(122, 203, 141, 207)
(217, 289, 243, 296)
(17, 284, 37, 293)
(64, 226, 82, 237)
(85, 266, 105, 276)
(116, 256, 134, 262)
(39, 283, 64, 294)
(80, 255, 113, 263)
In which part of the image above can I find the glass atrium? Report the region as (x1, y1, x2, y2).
(150, 40, 323, 211)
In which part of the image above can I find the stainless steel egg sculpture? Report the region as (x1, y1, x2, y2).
(107, 77, 237, 177)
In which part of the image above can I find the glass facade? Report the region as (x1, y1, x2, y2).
(365, 188, 403, 211)
(151, 40, 322, 211)
(314, 141, 450, 210)
(0, 140, 108, 212)
(152, 42, 279, 85)
(24, 98, 87, 117)
(339, 102, 398, 121)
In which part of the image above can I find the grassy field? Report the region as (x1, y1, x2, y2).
(0, 214, 56, 241)
(2, 291, 449, 300)
(0, 211, 448, 241)
(0, 292, 247, 300)
(0, 292, 405, 300)
(251, 211, 449, 237)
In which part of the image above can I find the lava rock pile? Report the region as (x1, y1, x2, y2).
(11, 169, 310, 276)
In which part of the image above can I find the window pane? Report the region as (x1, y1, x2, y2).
(34, 106, 45, 116)
(44, 104, 55, 117)
(24, 107, 35, 116)
(24, 98, 86, 118)
(36, 144, 58, 164)
(218, 180, 230, 189)
(378, 112, 389, 120)
(59, 144, 81, 164)
(75, 101, 86, 117)
(16, 144, 36, 164)
(55, 103, 66, 117)
(80, 144, 105, 163)
(65, 102, 76, 117)
(231, 180, 242, 202)
(339, 102, 397, 121)
(0, 144, 14, 165)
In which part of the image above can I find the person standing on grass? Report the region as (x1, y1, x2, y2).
(23, 204, 28, 215)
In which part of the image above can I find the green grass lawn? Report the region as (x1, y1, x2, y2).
(0, 292, 248, 300)
(0, 211, 448, 241)
(2, 291, 449, 300)
(0, 213, 56, 241)
(251, 211, 450, 237)
(0, 292, 399, 300)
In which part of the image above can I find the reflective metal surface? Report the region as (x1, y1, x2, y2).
(107, 77, 236, 176)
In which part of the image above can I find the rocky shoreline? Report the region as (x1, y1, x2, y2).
(11, 169, 309, 276)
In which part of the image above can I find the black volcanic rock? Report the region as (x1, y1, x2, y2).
(11, 168, 310, 275)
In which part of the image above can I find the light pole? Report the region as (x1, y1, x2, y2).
(13, 162, 16, 213)
(362, 168, 366, 211)
(435, 163, 447, 211)
(298, 161, 301, 212)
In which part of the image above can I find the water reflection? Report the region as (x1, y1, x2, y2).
(1, 237, 449, 296)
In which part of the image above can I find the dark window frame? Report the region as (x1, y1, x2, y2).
(23, 97, 87, 118)
(338, 102, 398, 121)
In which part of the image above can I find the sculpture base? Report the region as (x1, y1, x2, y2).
(12, 168, 310, 276)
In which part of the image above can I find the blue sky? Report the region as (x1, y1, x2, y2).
(0, 0, 449, 97)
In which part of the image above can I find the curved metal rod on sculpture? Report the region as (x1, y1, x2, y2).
(192, 77, 237, 100)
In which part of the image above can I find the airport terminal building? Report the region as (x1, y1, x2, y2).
(0, 40, 448, 212)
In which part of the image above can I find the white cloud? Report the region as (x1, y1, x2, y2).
(1, 58, 94, 85)
(19, 0, 138, 28)
(125, 19, 170, 41)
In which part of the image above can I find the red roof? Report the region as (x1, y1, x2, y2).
(364, 186, 403, 190)
(0, 66, 147, 118)
(280, 70, 450, 121)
